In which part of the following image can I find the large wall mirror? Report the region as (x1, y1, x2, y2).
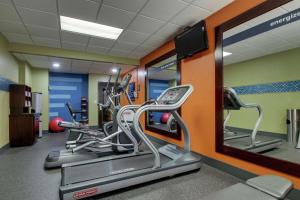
(216, 0, 300, 177)
(145, 50, 181, 140)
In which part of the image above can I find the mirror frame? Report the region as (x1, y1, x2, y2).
(214, 0, 300, 177)
(144, 49, 182, 140)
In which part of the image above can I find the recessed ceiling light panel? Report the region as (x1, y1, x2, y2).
(60, 16, 123, 40)
(53, 63, 60, 68)
(112, 68, 118, 73)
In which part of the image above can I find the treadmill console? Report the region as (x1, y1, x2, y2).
(158, 86, 190, 105)
(224, 87, 242, 110)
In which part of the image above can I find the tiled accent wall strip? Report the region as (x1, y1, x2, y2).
(233, 80, 300, 95)
(0, 75, 16, 91)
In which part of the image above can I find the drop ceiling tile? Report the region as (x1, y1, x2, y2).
(117, 30, 148, 45)
(13, 53, 26, 61)
(86, 45, 109, 54)
(49, 57, 71, 67)
(0, 0, 13, 5)
(103, 0, 147, 13)
(51, 64, 72, 72)
(182, 0, 196, 3)
(155, 23, 182, 39)
(170, 4, 211, 26)
(0, 3, 21, 22)
(191, 0, 233, 12)
(62, 42, 87, 51)
(132, 45, 154, 55)
(90, 61, 112, 68)
(88, 37, 115, 48)
(25, 54, 49, 62)
(281, 0, 300, 11)
(127, 51, 146, 59)
(90, 0, 102, 3)
(2, 32, 33, 44)
(142, 35, 165, 48)
(109, 49, 130, 57)
(242, 33, 290, 51)
(97, 5, 135, 28)
(0, 21, 27, 34)
(13, 0, 57, 14)
(244, 7, 287, 28)
(24, 55, 51, 69)
(59, 0, 100, 22)
(89, 62, 112, 73)
(113, 41, 137, 51)
(17, 7, 59, 29)
(266, 43, 298, 55)
(89, 68, 112, 74)
(61, 31, 89, 45)
(71, 66, 89, 74)
(25, 55, 51, 68)
(27, 25, 60, 40)
(141, 0, 188, 21)
(32, 36, 60, 48)
(128, 15, 165, 35)
(72, 59, 93, 68)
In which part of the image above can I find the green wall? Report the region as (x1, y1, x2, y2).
(224, 47, 300, 134)
(88, 73, 116, 126)
(31, 68, 49, 130)
(0, 34, 19, 148)
(18, 61, 32, 87)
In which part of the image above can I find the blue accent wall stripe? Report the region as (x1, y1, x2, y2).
(49, 77, 82, 83)
(49, 86, 77, 91)
(50, 103, 65, 108)
(49, 112, 59, 117)
(49, 72, 88, 122)
(50, 94, 71, 99)
(0, 75, 16, 91)
(224, 8, 300, 47)
(233, 80, 300, 95)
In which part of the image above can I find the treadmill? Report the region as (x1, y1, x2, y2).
(59, 85, 202, 200)
(223, 87, 282, 153)
(223, 88, 250, 140)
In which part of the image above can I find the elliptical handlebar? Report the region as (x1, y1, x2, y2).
(113, 68, 121, 95)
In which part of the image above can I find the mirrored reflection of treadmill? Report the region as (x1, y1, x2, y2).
(59, 85, 202, 200)
(224, 87, 282, 153)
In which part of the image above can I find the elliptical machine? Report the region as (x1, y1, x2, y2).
(44, 70, 141, 169)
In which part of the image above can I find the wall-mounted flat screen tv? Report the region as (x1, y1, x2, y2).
(175, 20, 208, 60)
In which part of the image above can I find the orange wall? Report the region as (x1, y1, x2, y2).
(132, 0, 300, 189)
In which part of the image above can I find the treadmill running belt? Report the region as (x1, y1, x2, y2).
(63, 153, 171, 185)
(225, 135, 282, 152)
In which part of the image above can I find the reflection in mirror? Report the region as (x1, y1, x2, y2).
(145, 54, 181, 139)
(222, 0, 300, 164)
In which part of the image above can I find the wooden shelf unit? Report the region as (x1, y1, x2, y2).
(81, 97, 88, 123)
(9, 84, 36, 147)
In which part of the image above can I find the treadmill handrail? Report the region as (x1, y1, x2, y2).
(133, 85, 194, 169)
(116, 105, 141, 154)
(224, 87, 263, 146)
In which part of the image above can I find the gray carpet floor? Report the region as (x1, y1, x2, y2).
(0, 133, 241, 200)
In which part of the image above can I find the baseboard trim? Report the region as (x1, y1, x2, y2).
(0, 143, 9, 155)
